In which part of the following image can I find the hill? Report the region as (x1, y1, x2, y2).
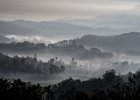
(0, 41, 113, 60)
(55, 32, 140, 55)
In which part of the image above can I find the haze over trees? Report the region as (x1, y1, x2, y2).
(0, 52, 65, 74)
(1, 32, 140, 99)
(0, 41, 113, 60)
(0, 35, 11, 43)
(56, 32, 140, 55)
(2, 32, 140, 60)
(0, 41, 46, 54)
(1, 0, 140, 99)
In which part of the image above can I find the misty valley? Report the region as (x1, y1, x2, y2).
(1, 31, 140, 99)
(2, 0, 140, 99)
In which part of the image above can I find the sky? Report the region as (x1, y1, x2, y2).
(0, 0, 140, 21)
(1, 0, 140, 39)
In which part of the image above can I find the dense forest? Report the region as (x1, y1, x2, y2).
(0, 41, 46, 54)
(1, 69, 140, 100)
(0, 52, 65, 74)
(55, 32, 140, 55)
(0, 41, 113, 59)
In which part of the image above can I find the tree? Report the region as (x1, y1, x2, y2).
(103, 69, 116, 81)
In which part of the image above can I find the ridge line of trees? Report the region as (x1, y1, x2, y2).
(1, 69, 140, 100)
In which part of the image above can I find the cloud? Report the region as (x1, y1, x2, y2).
(0, 0, 139, 21)
(5, 35, 51, 44)
(0, 0, 140, 36)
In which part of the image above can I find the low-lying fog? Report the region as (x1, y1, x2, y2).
(3, 52, 140, 85)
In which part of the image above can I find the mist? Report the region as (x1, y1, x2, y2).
(1, 48, 140, 85)
(1, 32, 140, 85)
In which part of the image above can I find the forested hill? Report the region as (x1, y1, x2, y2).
(1, 32, 140, 55)
(0, 52, 65, 74)
(0, 41, 113, 59)
(54, 32, 140, 55)
(0, 41, 47, 53)
(2, 32, 140, 57)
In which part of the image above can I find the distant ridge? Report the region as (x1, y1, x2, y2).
(0, 20, 134, 41)
(55, 32, 140, 55)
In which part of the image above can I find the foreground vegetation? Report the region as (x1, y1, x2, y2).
(1, 69, 140, 100)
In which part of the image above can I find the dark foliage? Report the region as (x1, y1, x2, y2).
(0, 52, 65, 74)
(0, 78, 44, 100)
(1, 69, 140, 100)
(0, 41, 46, 54)
(0, 41, 113, 60)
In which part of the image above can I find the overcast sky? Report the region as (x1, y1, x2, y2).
(0, 0, 140, 21)
(1, 0, 140, 39)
